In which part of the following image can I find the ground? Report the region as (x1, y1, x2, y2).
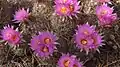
(0, 0, 120, 67)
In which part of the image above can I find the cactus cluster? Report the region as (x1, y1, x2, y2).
(0, 0, 118, 67)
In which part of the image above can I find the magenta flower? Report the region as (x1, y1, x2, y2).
(55, 4, 70, 16)
(77, 23, 95, 36)
(96, 0, 110, 3)
(68, 0, 80, 16)
(96, 3, 113, 16)
(39, 31, 58, 46)
(30, 35, 41, 50)
(75, 23, 103, 54)
(1, 25, 21, 45)
(75, 33, 93, 53)
(88, 32, 103, 49)
(35, 44, 54, 58)
(58, 54, 76, 67)
(96, 3, 117, 26)
(30, 31, 57, 50)
(30, 31, 58, 58)
(54, 0, 71, 4)
(98, 14, 117, 26)
(1, 26, 15, 41)
(8, 31, 21, 45)
(58, 54, 83, 67)
(13, 8, 30, 23)
(54, 0, 80, 17)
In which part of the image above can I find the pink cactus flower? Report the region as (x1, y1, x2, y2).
(75, 23, 103, 54)
(54, 0, 71, 4)
(96, 0, 110, 3)
(39, 31, 58, 47)
(30, 35, 41, 50)
(68, 0, 80, 17)
(75, 33, 93, 54)
(96, 3, 117, 26)
(1, 25, 21, 45)
(30, 31, 58, 58)
(88, 32, 103, 50)
(58, 54, 76, 67)
(54, 0, 80, 17)
(35, 44, 54, 58)
(1, 26, 15, 41)
(13, 8, 30, 23)
(77, 23, 95, 36)
(30, 31, 57, 49)
(58, 54, 83, 67)
(55, 4, 70, 16)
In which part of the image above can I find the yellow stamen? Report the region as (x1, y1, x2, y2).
(60, 7, 67, 14)
(44, 38, 51, 44)
(42, 46, 49, 52)
(101, 10, 107, 15)
(73, 64, 78, 67)
(64, 60, 70, 67)
(81, 39, 87, 45)
(63, 0, 67, 3)
(84, 31, 89, 35)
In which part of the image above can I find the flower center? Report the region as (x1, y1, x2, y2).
(83, 31, 89, 35)
(81, 39, 87, 45)
(64, 60, 70, 67)
(63, 0, 67, 3)
(73, 64, 78, 67)
(60, 7, 67, 14)
(44, 38, 51, 44)
(69, 5, 74, 12)
(11, 35, 17, 41)
(101, 10, 107, 15)
(41, 46, 49, 52)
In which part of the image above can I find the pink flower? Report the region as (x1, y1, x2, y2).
(88, 32, 103, 50)
(1, 26, 15, 41)
(68, 0, 80, 16)
(1, 25, 21, 45)
(38, 31, 58, 46)
(77, 23, 95, 35)
(96, 3, 117, 26)
(58, 54, 76, 67)
(30, 31, 57, 50)
(54, 0, 71, 4)
(58, 54, 83, 67)
(55, 4, 70, 16)
(30, 35, 41, 50)
(75, 33, 93, 54)
(75, 23, 103, 54)
(54, 0, 80, 17)
(30, 31, 58, 58)
(35, 44, 54, 58)
(96, 0, 110, 3)
(13, 8, 30, 23)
